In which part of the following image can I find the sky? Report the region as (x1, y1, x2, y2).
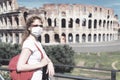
(17, 0, 120, 20)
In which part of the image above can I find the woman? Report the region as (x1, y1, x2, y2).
(17, 15, 55, 80)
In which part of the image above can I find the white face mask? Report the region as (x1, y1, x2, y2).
(31, 26, 43, 37)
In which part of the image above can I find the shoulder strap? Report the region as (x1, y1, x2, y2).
(34, 43, 44, 59)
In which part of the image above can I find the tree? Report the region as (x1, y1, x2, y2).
(43, 45, 75, 73)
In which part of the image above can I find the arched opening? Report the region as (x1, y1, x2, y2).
(82, 34, 86, 42)
(98, 34, 101, 42)
(16, 33, 19, 43)
(54, 34, 60, 42)
(93, 34, 97, 42)
(94, 19, 97, 29)
(45, 34, 50, 43)
(61, 33, 66, 43)
(68, 33, 73, 42)
(88, 34, 91, 42)
(61, 18, 66, 28)
(15, 16, 19, 25)
(23, 12, 28, 22)
(82, 18, 86, 27)
(68, 18, 73, 28)
(88, 19, 92, 29)
(48, 18, 52, 26)
(75, 18, 80, 27)
(54, 18, 57, 27)
(76, 34, 79, 43)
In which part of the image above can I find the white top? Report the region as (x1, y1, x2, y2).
(22, 39, 45, 80)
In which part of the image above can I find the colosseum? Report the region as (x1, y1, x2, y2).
(0, 0, 120, 45)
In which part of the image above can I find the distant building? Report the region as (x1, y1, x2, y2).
(0, 0, 120, 44)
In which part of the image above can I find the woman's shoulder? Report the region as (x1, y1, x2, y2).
(23, 38, 34, 47)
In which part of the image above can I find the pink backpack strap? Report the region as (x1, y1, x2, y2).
(34, 43, 44, 59)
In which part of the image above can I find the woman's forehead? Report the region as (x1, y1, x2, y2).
(32, 19, 42, 24)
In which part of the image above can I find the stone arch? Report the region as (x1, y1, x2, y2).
(107, 21, 109, 29)
(68, 33, 73, 42)
(15, 33, 19, 43)
(68, 18, 73, 28)
(107, 34, 109, 41)
(54, 34, 60, 42)
(48, 18, 52, 26)
(23, 12, 28, 22)
(75, 18, 80, 27)
(82, 33, 86, 42)
(61, 33, 66, 43)
(76, 34, 79, 43)
(61, 18, 66, 28)
(4, 17, 7, 26)
(45, 34, 50, 43)
(8, 32, 12, 43)
(93, 34, 97, 42)
(99, 20, 102, 27)
(54, 18, 57, 27)
(9, 0, 12, 8)
(88, 19, 92, 29)
(94, 19, 97, 29)
(110, 21, 112, 28)
(15, 16, 19, 25)
(82, 18, 86, 27)
(8, 16, 12, 25)
(103, 20, 106, 28)
(88, 34, 91, 42)
(110, 34, 112, 40)
(98, 34, 101, 42)
(88, 13, 92, 18)
(103, 34, 105, 41)
(0, 18, 3, 25)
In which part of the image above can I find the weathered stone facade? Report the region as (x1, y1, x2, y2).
(0, 1, 120, 44)
(0, 0, 24, 44)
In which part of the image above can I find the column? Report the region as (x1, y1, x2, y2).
(7, 0, 12, 11)
(18, 14, 22, 28)
(91, 34, 93, 43)
(65, 18, 69, 44)
(52, 18, 54, 27)
(73, 34, 76, 43)
(7, 17, 11, 29)
(12, 33, 16, 44)
(73, 18, 76, 29)
(59, 17, 62, 44)
(86, 33, 88, 43)
(2, 33, 6, 43)
(41, 34, 45, 44)
(96, 34, 98, 42)
(12, 16, 17, 29)
(3, 2, 7, 12)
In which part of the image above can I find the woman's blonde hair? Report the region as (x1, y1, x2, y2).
(21, 15, 43, 45)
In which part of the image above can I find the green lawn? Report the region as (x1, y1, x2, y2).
(72, 51, 120, 80)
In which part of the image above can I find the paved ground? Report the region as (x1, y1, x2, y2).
(69, 40, 120, 53)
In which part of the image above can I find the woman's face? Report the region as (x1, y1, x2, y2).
(29, 19, 43, 37)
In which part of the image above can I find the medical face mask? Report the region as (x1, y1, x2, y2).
(31, 26, 43, 37)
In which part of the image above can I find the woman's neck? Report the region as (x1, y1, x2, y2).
(28, 34, 38, 41)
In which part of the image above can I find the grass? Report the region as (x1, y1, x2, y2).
(72, 51, 120, 80)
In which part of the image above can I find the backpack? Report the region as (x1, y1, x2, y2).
(8, 54, 34, 80)
(8, 43, 49, 80)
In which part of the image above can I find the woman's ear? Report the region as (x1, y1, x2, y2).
(28, 27, 31, 31)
